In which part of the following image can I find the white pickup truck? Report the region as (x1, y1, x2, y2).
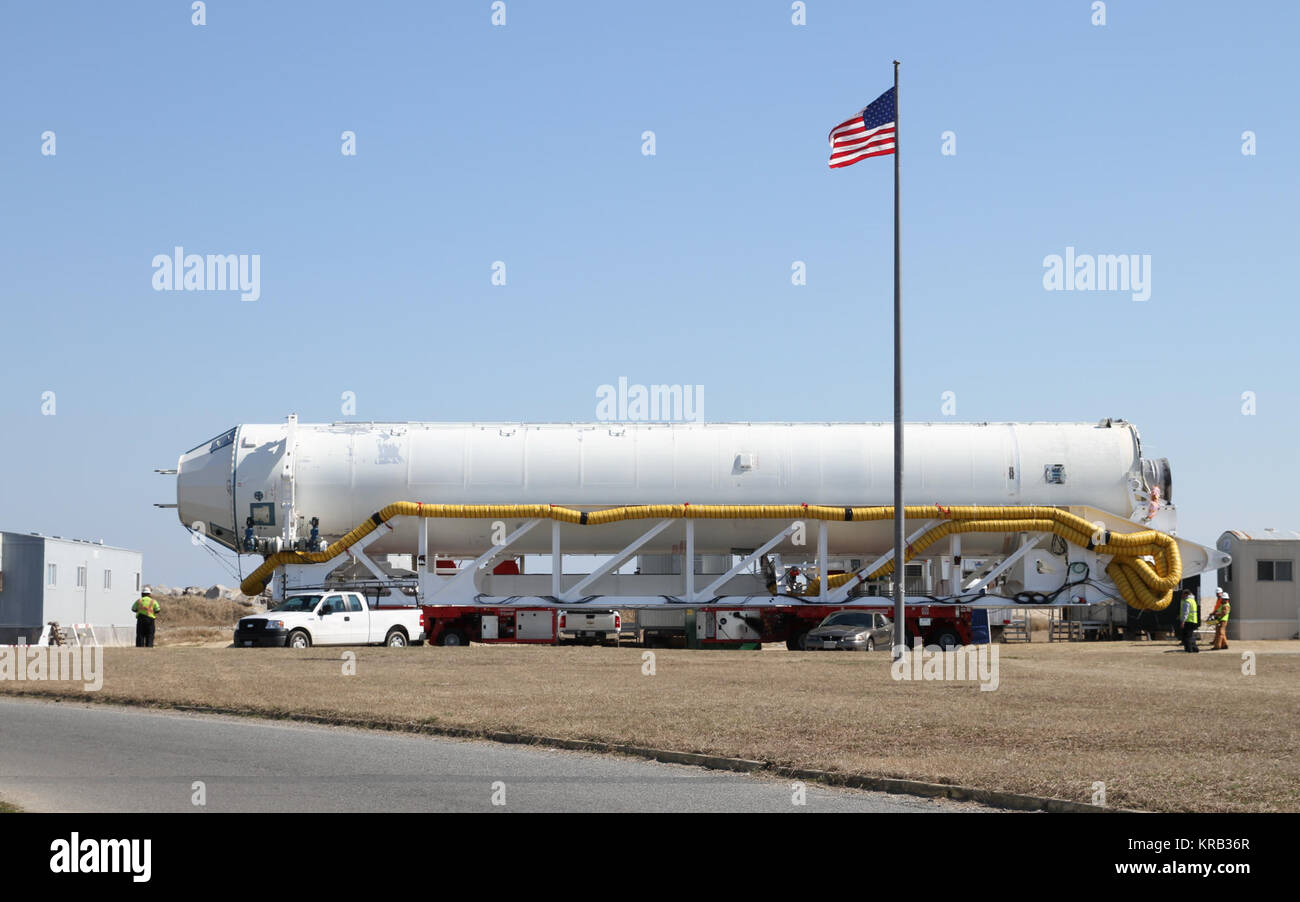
(234, 591, 424, 648)
(557, 609, 622, 645)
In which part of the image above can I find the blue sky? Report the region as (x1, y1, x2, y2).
(1, 1, 1296, 587)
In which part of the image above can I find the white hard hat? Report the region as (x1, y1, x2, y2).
(1216, 586, 1224, 594)
(1220, 590, 1230, 599)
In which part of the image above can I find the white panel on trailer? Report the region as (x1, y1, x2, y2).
(515, 610, 554, 640)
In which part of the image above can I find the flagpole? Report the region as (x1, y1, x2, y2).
(891, 59, 906, 660)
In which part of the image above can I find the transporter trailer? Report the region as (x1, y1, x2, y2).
(417, 600, 970, 649)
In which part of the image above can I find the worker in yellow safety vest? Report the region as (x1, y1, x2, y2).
(1179, 590, 1199, 653)
(1207, 588, 1231, 651)
(132, 589, 160, 648)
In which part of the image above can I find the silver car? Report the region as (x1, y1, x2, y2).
(803, 610, 893, 651)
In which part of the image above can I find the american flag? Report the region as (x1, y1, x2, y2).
(828, 86, 896, 169)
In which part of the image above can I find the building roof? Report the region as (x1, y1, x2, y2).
(0, 530, 141, 554)
(1220, 529, 1300, 542)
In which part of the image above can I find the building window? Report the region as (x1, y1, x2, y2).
(103, 569, 112, 590)
(136, 573, 141, 591)
(1257, 559, 1294, 582)
(76, 566, 87, 588)
(47, 563, 57, 586)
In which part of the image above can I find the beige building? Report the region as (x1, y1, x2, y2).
(1216, 530, 1300, 640)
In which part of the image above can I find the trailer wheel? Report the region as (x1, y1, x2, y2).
(438, 629, 469, 647)
(786, 630, 809, 651)
(930, 629, 962, 650)
(287, 630, 311, 649)
(385, 628, 409, 648)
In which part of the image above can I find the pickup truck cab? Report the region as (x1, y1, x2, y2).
(235, 591, 424, 648)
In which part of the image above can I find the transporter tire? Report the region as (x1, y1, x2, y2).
(385, 628, 409, 648)
(930, 628, 962, 650)
(438, 629, 469, 647)
(287, 629, 311, 649)
(786, 630, 809, 651)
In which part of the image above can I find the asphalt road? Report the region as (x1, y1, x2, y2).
(0, 699, 988, 813)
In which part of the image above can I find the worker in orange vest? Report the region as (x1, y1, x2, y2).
(1206, 588, 1230, 651)
(132, 589, 160, 647)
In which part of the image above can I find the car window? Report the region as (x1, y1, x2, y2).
(271, 595, 323, 613)
(321, 595, 344, 614)
(347, 595, 364, 613)
(822, 611, 875, 628)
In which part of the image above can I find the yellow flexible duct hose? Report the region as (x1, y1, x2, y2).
(239, 502, 1181, 610)
(797, 573, 857, 597)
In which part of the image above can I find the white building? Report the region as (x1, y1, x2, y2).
(1216, 530, 1300, 640)
(0, 532, 143, 644)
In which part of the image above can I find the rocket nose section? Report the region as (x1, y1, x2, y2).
(177, 427, 238, 550)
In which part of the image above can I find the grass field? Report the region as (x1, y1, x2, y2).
(148, 594, 256, 647)
(2, 640, 1296, 812)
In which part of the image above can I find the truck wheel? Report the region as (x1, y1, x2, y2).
(786, 631, 808, 651)
(439, 629, 468, 647)
(288, 630, 311, 649)
(930, 629, 961, 649)
(865, 637, 875, 651)
(385, 628, 409, 648)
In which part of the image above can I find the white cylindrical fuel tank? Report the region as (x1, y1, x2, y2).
(176, 420, 1168, 558)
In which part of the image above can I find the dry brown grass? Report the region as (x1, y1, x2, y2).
(156, 626, 236, 647)
(146, 594, 257, 647)
(3, 640, 1296, 812)
(152, 594, 258, 626)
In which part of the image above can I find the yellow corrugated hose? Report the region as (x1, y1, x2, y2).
(239, 503, 1181, 610)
